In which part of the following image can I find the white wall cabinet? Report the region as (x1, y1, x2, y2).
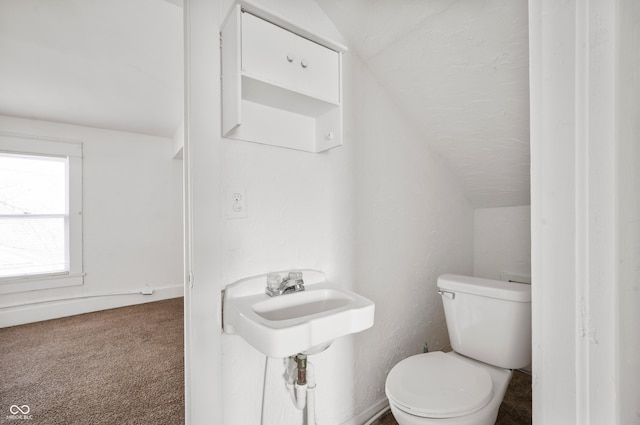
(221, 5, 345, 153)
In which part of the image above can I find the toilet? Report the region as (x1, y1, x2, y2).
(385, 274, 531, 425)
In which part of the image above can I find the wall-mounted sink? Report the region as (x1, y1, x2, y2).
(223, 270, 375, 358)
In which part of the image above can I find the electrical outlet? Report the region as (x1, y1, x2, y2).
(224, 186, 247, 219)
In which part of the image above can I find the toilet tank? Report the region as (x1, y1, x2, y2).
(438, 274, 531, 370)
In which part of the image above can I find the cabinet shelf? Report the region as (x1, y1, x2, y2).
(221, 5, 344, 153)
(242, 75, 339, 117)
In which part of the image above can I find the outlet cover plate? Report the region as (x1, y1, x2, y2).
(224, 186, 247, 219)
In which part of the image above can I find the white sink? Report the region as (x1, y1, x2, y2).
(223, 270, 375, 358)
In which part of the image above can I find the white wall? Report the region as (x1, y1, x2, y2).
(218, 50, 473, 425)
(0, 115, 183, 327)
(474, 206, 531, 281)
(218, 2, 354, 424)
(348, 54, 474, 420)
(220, 121, 351, 425)
(220, 87, 350, 425)
(207, 3, 474, 425)
(183, 0, 344, 422)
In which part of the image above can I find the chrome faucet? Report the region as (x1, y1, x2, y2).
(265, 271, 305, 296)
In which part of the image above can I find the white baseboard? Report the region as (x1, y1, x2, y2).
(340, 398, 390, 425)
(0, 284, 184, 328)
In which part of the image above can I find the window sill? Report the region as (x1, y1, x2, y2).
(0, 273, 84, 294)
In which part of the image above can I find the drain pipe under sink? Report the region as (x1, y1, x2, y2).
(306, 360, 317, 425)
(292, 354, 308, 410)
(287, 354, 317, 424)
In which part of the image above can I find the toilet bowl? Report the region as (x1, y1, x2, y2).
(386, 352, 511, 425)
(385, 274, 531, 425)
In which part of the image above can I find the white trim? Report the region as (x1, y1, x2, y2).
(0, 284, 183, 328)
(574, 1, 590, 421)
(0, 213, 68, 219)
(0, 132, 83, 157)
(184, 0, 224, 423)
(0, 273, 84, 294)
(183, 0, 193, 423)
(340, 398, 389, 425)
(530, 1, 620, 423)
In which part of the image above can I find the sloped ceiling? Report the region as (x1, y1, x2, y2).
(0, 0, 183, 138)
(0, 0, 529, 207)
(316, 0, 530, 207)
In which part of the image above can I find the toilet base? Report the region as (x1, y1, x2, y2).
(388, 352, 512, 425)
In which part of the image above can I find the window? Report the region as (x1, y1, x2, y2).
(0, 133, 83, 293)
(0, 153, 68, 276)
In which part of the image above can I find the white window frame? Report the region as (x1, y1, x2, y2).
(0, 132, 84, 294)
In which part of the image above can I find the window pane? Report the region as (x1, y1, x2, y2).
(0, 216, 68, 278)
(0, 153, 67, 215)
(0, 152, 69, 278)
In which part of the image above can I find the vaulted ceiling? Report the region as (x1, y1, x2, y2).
(0, 0, 529, 208)
(316, 0, 530, 207)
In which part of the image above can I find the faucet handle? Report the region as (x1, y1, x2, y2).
(267, 273, 283, 289)
(288, 271, 303, 281)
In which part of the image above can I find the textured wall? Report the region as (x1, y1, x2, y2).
(316, 0, 530, 208)
(348, 53, 474, 418)
(474, 206, 531, 281)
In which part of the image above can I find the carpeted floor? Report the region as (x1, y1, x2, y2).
(0, 298, 184, 425)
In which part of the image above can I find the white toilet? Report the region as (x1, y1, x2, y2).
(385, 274, 531, 425)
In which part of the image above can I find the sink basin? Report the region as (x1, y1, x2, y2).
(251, 288, 352, 321)
(223, 270, 375, 357)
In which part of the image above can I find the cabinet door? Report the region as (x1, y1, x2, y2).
(241, 12, 340, 105)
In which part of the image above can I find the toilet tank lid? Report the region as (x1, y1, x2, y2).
(437, 274, 531, 303)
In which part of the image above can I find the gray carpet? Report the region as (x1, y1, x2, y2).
(0, 298, 184, 425)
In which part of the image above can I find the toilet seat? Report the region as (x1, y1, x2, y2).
(385, 352, 493, 419)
